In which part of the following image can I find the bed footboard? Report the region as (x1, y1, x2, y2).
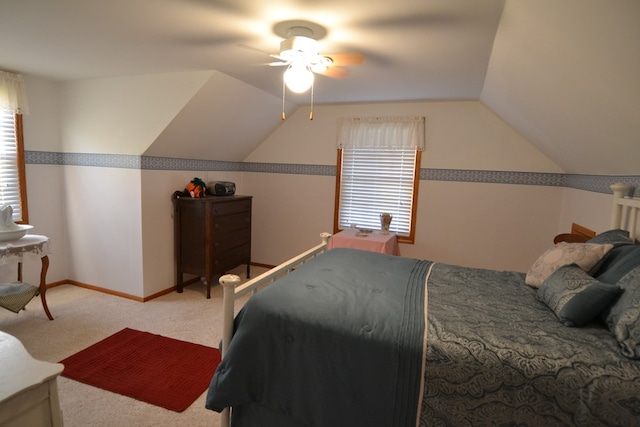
(217, 232, 331, 427)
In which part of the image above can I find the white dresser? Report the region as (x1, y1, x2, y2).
(0, 331, 63, 427)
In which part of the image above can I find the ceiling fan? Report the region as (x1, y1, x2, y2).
(268, 21, 365, 94)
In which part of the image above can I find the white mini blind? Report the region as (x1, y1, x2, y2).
(0, 110, 23, 222)
(338, 147, 417, 235)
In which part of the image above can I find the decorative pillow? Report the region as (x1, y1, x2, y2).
(594, 244, 640, 284)
(603, 266, 640, 359)
(525, 242, 613, 288)
(537, 264, 622, 327)
(587, 229, 633, 246)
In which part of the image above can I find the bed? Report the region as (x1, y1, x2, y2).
(206, 183, 640, 427)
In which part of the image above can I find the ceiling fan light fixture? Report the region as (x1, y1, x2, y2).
(279, 35, 320, 61)
(310, 57, 332, 73)
(284, 64, 314, 93)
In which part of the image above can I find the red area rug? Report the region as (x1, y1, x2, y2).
(59, 328, 221, 412)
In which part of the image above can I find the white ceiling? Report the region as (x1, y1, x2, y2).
(1, 0, 638, 174)
(0, 0, 504, 102)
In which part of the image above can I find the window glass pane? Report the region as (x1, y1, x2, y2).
(338, 147, 417, 236)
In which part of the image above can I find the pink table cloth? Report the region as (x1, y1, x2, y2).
(328, 229, 400, 256)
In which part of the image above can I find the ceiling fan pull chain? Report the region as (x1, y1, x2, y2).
(309, 80, 314, 120)
(282, 78, 286, 120)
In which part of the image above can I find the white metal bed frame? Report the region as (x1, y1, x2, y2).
(214, 182, 639, 427)
(610, 182, 640, 241)
(217, 232, 331, 427)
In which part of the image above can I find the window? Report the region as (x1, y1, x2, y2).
(0, 110, 28, 223)
(0, 70, 29, 223)
(334, 117, 424, 243)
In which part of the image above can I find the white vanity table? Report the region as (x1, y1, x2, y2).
(0, 331, 64, 426)
(0, 235, 54, 320)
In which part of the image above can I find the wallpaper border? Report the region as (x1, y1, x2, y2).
(25, 151, 639, 196)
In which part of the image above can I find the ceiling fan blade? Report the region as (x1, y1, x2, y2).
(323, 52, 365, 66)
(237, 44, 272, 55)
(317, 66, 350, 79)
(356, 12, 468, 30)
(268, 61, 289, 67)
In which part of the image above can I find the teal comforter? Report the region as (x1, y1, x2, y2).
(206, 248, 432, 427)
(206, 248, 640, 426)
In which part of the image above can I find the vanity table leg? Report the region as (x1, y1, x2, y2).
(40, 255, 54, 320)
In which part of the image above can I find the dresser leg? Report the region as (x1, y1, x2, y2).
(177, 271, 184, 293)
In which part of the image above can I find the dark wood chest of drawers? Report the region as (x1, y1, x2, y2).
(173, 195, 252, 298)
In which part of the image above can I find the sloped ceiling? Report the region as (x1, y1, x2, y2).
(482, 0, 640, 175)
(143, 72, 295, 161)
(0, 0, 638, 174)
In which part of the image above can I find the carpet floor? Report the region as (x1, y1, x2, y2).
(0, 264, 263, 427)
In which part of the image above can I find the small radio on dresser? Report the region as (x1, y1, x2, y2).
(210, 181, 236, 196)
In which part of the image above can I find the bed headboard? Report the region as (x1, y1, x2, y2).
(611, 183, 640, 241)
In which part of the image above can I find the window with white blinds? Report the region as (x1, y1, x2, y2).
(0, 110, 26, 223)
(336, 146, 420, 241)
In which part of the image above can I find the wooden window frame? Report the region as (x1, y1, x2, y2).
(334, 148, 420, 244)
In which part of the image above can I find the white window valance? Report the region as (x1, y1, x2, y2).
(0, 70, 29, 115)
(337, 116, 425, 150)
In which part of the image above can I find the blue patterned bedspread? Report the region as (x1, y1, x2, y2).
(421, 263, 640, 426)
(206, 249, 640, 426)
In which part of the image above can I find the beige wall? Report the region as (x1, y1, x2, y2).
(58, 72, 212, 154)
(20, 74, 624, 299)
(244, 172, 564, 273)
(16, 77, 67, 286)
(246, 101, 562, 172)
(244, 101, 564, 272)
(411, 181, 564, 271)
(62, 165, 144, 296)
(558, 188, 621, 235)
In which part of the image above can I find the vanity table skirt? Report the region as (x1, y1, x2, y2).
(0, 235, 51, 266)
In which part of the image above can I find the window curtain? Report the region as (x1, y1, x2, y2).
(337, 116, 425, 150)
(0, 70, 29, 115)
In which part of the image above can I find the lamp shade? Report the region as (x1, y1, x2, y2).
(284, 64, 314, 93)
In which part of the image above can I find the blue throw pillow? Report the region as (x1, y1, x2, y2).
(587, 229, 633, 246)
(603, 266, 640, 359)
(594, 245, 640, 284)
(537, 264, 622, 327)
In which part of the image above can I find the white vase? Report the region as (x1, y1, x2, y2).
(0, 204, 13, 229)
(380, 213, 392, 234)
